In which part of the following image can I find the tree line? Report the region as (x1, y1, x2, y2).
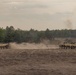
(0, 26, 76, 43)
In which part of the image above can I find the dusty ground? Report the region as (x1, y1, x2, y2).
(0, 49, 76, 75)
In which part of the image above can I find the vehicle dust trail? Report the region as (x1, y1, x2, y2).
(65, 19, 73, 29)
(9, 43, 59, 49)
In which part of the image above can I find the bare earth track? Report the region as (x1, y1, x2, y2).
(0, 49, 76, 75)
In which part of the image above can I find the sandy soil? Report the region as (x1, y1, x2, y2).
(0, 49, 76, 75)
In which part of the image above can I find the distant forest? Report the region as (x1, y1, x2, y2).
(0, 26, 76, 43)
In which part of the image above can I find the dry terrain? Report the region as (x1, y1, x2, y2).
(0, 48, 76, 75)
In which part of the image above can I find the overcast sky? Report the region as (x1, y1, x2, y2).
(0, 0, 76, 30)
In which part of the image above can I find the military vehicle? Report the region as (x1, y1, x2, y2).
(59, 40, 76, 49)
(0, 43, 10, 49)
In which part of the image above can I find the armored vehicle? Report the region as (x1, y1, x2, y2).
(59, 42, 76, 49)
(0, 43, 10, 49)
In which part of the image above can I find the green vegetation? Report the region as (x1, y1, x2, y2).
(0, 26, 76, 43)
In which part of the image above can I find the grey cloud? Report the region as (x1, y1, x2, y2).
(0, 12, 75, 30)
(23, 4, 47, 8)
(0, 1, 48, 15)
(0, 11, 73, 23)
(0, 0, 76, 30)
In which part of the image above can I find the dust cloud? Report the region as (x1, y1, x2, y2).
(65, 19, 73, 29)
(9, 42, 58, 49)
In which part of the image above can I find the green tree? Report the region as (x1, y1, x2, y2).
(0, 28, 5, 42)
(4, 26, 15, 43)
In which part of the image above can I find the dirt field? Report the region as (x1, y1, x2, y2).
(0, 48, 76, 75)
